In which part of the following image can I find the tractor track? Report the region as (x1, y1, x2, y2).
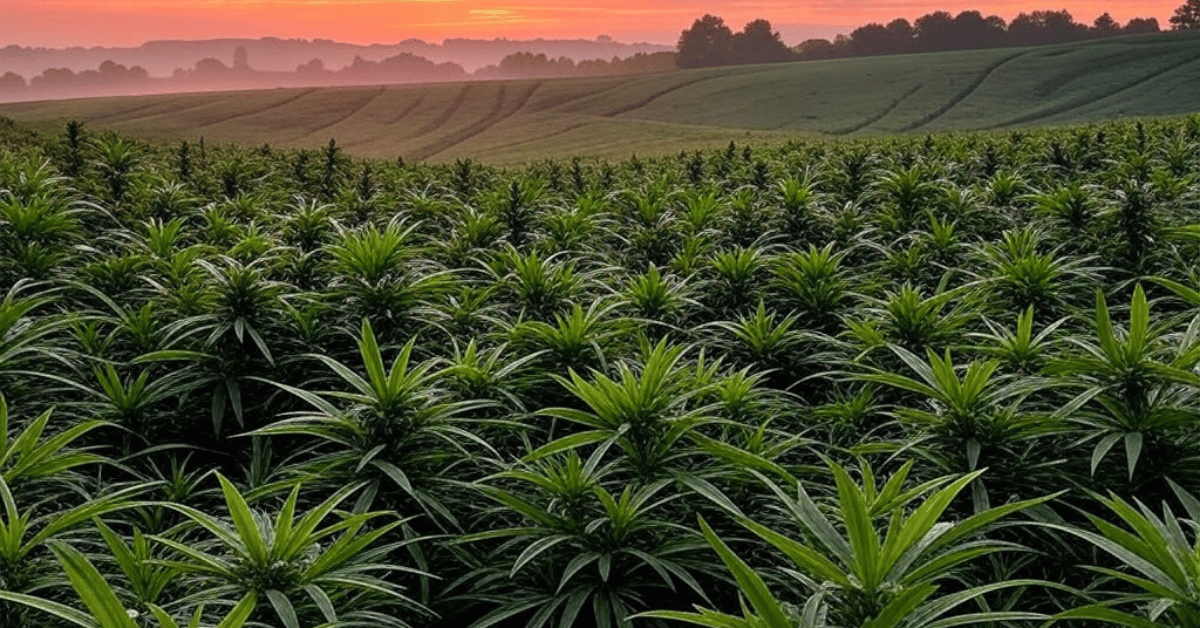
(112, 98, 235, 124)
(486, 121, 589, 154)
(194, 88, 320, 128)
(409, 83, 472, 139)
(410, 81, 544, 161)
(385, 91, 427, 125)
(902, 50, 1032, 132)
(88, 100, 193, 123)
(307, 87, 385, 135)
(602, 74, 728, 118)
(527, 81, 629, 112)
(986, 50, 1200, 129)
(830, 83, 924, 136)
(600, 67, 780, 118)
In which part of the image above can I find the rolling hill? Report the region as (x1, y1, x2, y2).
(3, 31, 1200, 164)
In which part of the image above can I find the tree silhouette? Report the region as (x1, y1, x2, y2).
(296, 58, 325, 74)
(1009, 10, 1086, 45)
(732, 19, 793, 64)
(1092, 12, 1120, 34)
(795, 38, 840, 59)
(677, 14, 735, 68)
(886, 19, 916, 52)
(1171, 0, 1200, 29)
(31, 68, 74, 87)
(1125, 17, 1161, 33)
(0, 72, 24, 91)
(698, 5, 1163, 67)
(233, 45, 251, 71)
(850, 23, 891, 56)
(914, 11, 956, 50)
(194, 58, 229, 75)
(951, 11, 1006, 48)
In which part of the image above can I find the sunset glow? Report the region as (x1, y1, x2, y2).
(0, 0, 1180, 48)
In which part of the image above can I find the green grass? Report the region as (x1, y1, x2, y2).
(2, 31, 1200, 163)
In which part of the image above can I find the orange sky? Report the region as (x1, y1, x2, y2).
(1, 0, 1179, 47)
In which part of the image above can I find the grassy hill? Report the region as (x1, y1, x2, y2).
(3, 31, 1200, 164)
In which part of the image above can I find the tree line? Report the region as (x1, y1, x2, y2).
(677, 1, 1200, 69)
(0, 60, 149, 92)
(0, 46, 680, 98)
(473, 51, 676, 79)
(806, 10, 1161, 60)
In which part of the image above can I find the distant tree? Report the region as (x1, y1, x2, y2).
(342, 53, 467, 81)
(794, 38, 838, 60)
(1046, 9, 1089, 40)
(951, 11, 1007, 49)
(914, 11, 956, 50)
(1009, 10, 1086, 45)
(297, 58, 326, 74)
(1092, 12, 1121, 35)
(1171, 0, 1200, 29)
(732, 19, 793, 64)
(677, 14, 735, 68)
(233, 45, 251, 71)
(94, 60, 146, 83)
(381, 53, 425, 71)
(886, 18, 916, 52)
(1125, 17, 1162, 33)
(1008, 12, 1039, 43)
(614, 51, 676, 73)
(0, 71, 24, 91)
(497, 52, 575, 77)
(31, 68, 74, 87)
(850, 23, 891, 56)
(194, 58, 229, 74)
(566, 51, 674, 77)
(985, 13, 1008, 33)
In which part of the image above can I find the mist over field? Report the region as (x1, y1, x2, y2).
(0, 36, 675, 77)
(0, 36, 682, 103)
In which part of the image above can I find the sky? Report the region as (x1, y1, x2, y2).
(0, 0, 1180, 48)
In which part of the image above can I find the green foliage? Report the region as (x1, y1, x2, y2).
(1049, 284, 1200, 484)
(1048, 482, 1200, 627)
(642, 460, 1059, 628)
(0, 116, 1199, 628)
(156, 474, 427, 627)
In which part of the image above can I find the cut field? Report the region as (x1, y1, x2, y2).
(3, 31, 1200, 163)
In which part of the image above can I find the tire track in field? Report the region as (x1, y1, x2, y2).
(902, 50, 1032, 132)
(485, 121, 589, 153)
(527, 80, 631, 112)
(408, 83, 472, 139)
(88, 100, 192, 123)
(410, 81, 544, 161)
(343, 90, 431, 149)
(108, 97, 234, 125)
(829, 83, 924, 136)
(985, 50, 1200, 129)
(307, 86, 385, 134)
(599, 66, 781, 118)
(385, 90, 427, 125)
(194, 88, 319, 128)
(602, 74, 729, 117)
